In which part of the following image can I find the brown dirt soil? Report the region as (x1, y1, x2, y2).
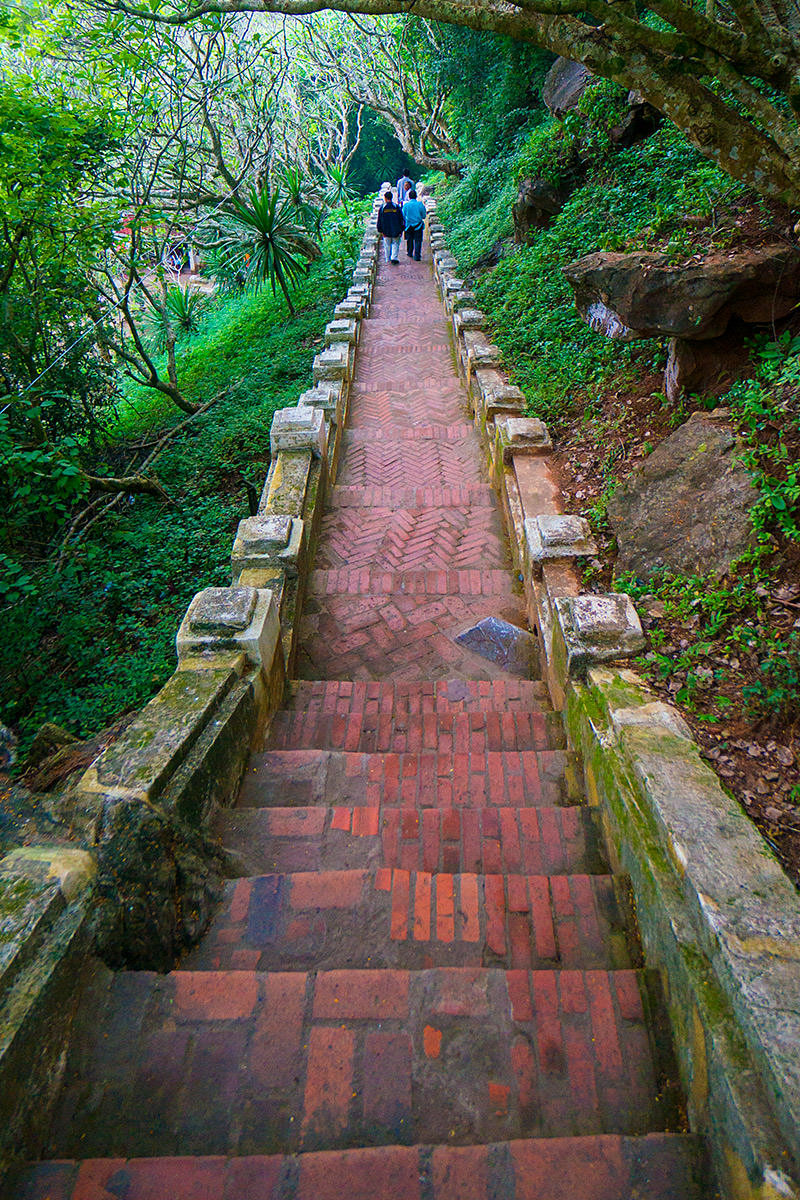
(551, 346, 800, 888)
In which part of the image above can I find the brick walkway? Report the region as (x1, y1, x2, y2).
(15, 249, 705, 1197)
(297, 258, 525, 682)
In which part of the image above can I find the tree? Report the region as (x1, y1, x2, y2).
(107, 0, 800, 209)
(297, 14, 463, 174)
(204, 183, 321, 314)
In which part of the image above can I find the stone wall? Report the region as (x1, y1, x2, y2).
(430, 212, 800, 1200)
(0, 207, 383, 1181)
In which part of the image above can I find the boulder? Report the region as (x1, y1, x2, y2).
(607, 410, 759, 579)
(454, 616, 538, 677)
(542, 57, 595, 116)
(513, 176, 574, 239)
(25, 723, 77, 771)
(609, 98, 662, 148)
(664, 331, 755, 403)
(564, 246, 800, 341)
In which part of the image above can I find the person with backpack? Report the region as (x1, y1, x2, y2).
(401, 188, 427, 262)
(377, 190, 405, 264)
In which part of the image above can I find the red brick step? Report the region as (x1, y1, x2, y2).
(13, 1133, 707, 1199)
(41, 968, 678, 1160)
(218, 803, 607, 876)
(179, 870, 637, 973)
(265, 709, 563, 755)
(239, 749, 580, 809)
(286, 678, 551, 715)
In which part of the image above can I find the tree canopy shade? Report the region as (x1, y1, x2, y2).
(104, 0, 800, 208)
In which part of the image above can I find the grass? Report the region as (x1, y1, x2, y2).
(0, 214, 362, 753)
(436, 110, 747, 434)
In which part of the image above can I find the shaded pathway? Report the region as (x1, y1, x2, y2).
(14, 237, 706, 1199)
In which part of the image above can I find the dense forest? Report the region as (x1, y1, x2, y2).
(1, 0, 799, 869)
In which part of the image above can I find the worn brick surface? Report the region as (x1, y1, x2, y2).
(14, 1135, 706, 1199)
(15, 240, 702, 1199)
(41, 968, 669, 1158)
(180, 870, 636, 972)
(239, 748, 577, 810)
(218, 803, 606, 875)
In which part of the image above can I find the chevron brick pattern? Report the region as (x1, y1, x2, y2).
(15, 232, 703, 1200)
(315, 507, 508, 572)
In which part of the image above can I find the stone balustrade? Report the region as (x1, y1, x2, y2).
(435, 206, 800, 1200)
(0, 207, 382, 1183)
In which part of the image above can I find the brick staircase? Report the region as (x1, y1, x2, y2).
(13, 247, 707, 1198)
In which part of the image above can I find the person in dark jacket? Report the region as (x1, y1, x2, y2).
(401, 189, 427, 261)
(377, 190, 405, 264)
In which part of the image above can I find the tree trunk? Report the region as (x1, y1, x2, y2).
(128, 0, 800, 207)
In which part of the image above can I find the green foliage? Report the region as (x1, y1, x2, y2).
(323, 164, 357, 212)
(347, 106, 417, 197)
(742, 633, 800, 722)
(430, 26, 551, 158)
(435, 156, 516, 274)
(0, 223, 353, 750)
(204, 184, 321, 313)
(722, 334, 800, 542)
(143, 285, 211, 351)
(442, 118, 744, 431)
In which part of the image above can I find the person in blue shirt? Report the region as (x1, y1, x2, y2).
(401, 190, 427, 262)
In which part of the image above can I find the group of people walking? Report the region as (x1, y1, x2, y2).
(376, 172, 427, 264)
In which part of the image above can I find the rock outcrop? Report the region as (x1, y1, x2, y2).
(513, 176, 574, 239)
(564, 246, 800, 399)
(563, 242, 800, 340)
(607, 409, 759, 579)
(564, 246, 800, 342)
(542, 57, 595, 116)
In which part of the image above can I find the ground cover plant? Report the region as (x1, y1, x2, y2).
(0, 214, 361, 756)
(436, 98, 800, 883)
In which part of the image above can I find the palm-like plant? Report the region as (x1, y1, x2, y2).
(206, 185, 321, 316)
(323, 165, 356, 214)
(144, 284, 209, 351)
(280, 165, 325, 234)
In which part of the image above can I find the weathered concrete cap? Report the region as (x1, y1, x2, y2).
(1, 845, 96, 904)
(334, 299, 365, 320)
(353, 267, 372, 282)
(177, 585, 279, 670)
(298, 382, 343, 420)
(325, 318, 358, 346)
(313, 345, 349, 384)
(525, 514, 597, 561)
(610, 698, 692, 739)
(231, 514, 304, 577)
(497, 417, 552, 462)
(455, 308, 488, 331)
(270, 405, 327, 459)
(451, 291, 479, 313)
(467, 343, 501, 371)
(555, 593, 646, 676)
(482, 382, 527, 421)
(443, 277, 465, 295)
(187, 585, 256, 634)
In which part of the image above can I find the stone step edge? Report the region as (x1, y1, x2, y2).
(308, 567, 520, 597)
(12, 1133, 707, 1199)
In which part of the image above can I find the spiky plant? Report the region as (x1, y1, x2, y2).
(323, 165, 356, 214)
(144, 284, 209, 351)
(205, 184, 321, 316)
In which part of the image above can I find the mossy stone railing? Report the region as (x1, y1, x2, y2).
(0, 207, 382, 1182)
(431, 204, 800, 1200)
